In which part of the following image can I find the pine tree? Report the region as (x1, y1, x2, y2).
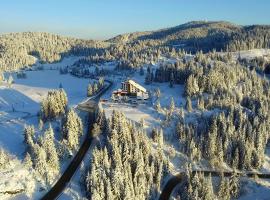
(24, 152, 33, 169)
(92, 123, 101, 137)
(169, 97, 175, 116)
(155, 100, 162, 112)
(185, 97, 192, 112)
(41, 125, 59, 179)
(197, 97, 205, 110)
(62, 109, 83, 151)
(155, 88, 161, 99)
(32, 144, 47, 178)
(203, 175, 215, 200)
(229, 171, 240, 199)
(185, 74, 199, 97)
(38, 118, 44, 131)
(87, 84, 93, 96)
(24, 125, 35, 149)
(139, 117, 145, 128)
(0, 71, 4, 83)
(178, 106, 185, 122)
(93, 82, 98, 93)
(218, 172, 230, 200)
(7, 75, 13, 87)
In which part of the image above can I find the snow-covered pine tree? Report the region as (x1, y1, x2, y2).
(87, 83, 93, 96)
(185, 97, 192, 112)
(24, 152, 33, 169)
(218, 172, 230, 199)
(155, 100, 162, 112)
(7, 74, 13, 87)
(169, 97, 175, 116)
(24, 125, 35, 151)
(41, 124, 59, 182)
(32, 144, 47, 179)
(62, 108, 83, 151)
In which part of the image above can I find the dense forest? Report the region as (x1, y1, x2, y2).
(0, 32, 106, 71)
(1, 21, 270, 72)
(85, 110, 171, 200)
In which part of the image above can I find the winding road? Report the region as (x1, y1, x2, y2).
(159, 170, 270, 200)
(41, 80, 112, 200)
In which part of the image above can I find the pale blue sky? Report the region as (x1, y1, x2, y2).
(0, 0, 269, 39)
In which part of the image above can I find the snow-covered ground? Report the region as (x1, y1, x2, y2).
(0, 56, 97, 199)
(219, 49, 270, 61)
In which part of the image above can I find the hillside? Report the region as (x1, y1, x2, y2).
(109, 21, 239, 43)
(108, 21, 270, 52)
(0, 32, 106, 71)
(1, 21, 270, 72)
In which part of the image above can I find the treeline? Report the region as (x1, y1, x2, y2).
(0, 32, 105, 71)
(228, 25, 270, 51)
(40, 89, 68, 121)
(16, 71, 27, 79)
(85, 110, 171, 199)
(238, 56, 270, 74)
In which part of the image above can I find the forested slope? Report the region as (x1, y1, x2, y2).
(1, 21, 270, 72)
(0, 32, 105, 71)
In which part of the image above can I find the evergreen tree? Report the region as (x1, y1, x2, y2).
(185, 74, 199, 97)
(92, 123, 101, 137)
(41, 124, 59, 181)
(218, 173, 230, 199)
(24, 152, 33, 169)
(87, 84, 93, 96)
(155, 100, 162, 112)
(229, 171, 240, 199)
(169, 97, 175, 116)
(62, 109, 83, 151)
(38, 118, 44, 131)
(7, 75, 13, 87)
(24, 125, 35, 149)
(185, 97, 192, 112)
(155, 88, 161, 99)
(32, 144, 47, 178)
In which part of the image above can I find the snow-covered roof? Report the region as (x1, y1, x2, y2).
(123, 79, 147, 93)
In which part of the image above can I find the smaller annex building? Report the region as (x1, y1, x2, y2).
(113, 79, 149, 100)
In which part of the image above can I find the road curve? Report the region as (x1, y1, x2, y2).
(41, 80, 112, 200)
(159, 170, 270, 200)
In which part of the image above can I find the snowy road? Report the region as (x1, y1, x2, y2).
(159, 170, 270, 200)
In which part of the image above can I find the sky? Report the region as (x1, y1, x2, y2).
(0, 0, 270, 40)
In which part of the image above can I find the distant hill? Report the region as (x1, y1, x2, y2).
(0, 21, 270, 71)
(108, 21, 270, 52)
(0, 32, 106, 71)
(109, 21, 239, 43)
